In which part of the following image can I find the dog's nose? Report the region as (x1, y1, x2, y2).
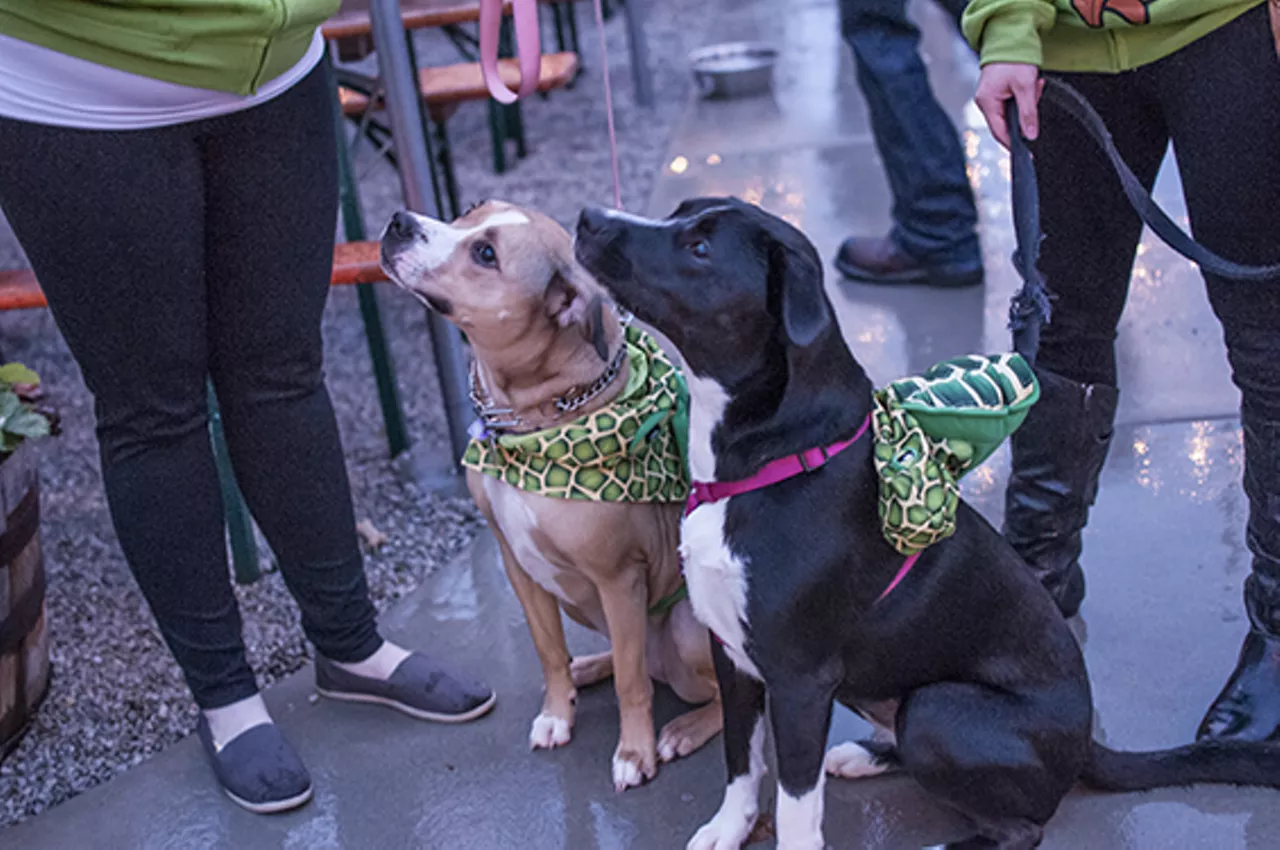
(387, 210, 417, 241)
(577, 206, 610, 235)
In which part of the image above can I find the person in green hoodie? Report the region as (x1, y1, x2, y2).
(0, 0, 494, 814)
(961, 0, 1280, 742)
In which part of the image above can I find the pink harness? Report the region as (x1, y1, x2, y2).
(684, 413, 920, 604)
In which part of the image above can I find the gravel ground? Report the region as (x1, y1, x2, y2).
(0, 1, 704, 828)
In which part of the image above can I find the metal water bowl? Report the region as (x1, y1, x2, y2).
(689, 42, 778, 99)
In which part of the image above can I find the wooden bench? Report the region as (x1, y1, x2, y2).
(324, 0, 584, 186)
(336, 51, 579, 217)
(337, 52, 580, 124)
(0, 241, 388, 312)
(322, 0, 583, 60)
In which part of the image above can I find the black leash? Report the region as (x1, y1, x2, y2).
(1006, 77, 1280, 366)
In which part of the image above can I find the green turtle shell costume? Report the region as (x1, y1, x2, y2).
(463, 327, 1039, 562)
(871, 353, 1040, 555)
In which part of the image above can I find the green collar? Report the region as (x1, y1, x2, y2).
(648, 581, 689, 617)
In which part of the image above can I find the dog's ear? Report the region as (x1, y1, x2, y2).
(769, 234, 831, 347)
(546, 263, 609, 361)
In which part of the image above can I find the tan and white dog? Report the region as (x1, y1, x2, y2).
(379, 201, 721, 790)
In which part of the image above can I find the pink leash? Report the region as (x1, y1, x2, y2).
(478, 0, 541, 104)
(589, 0, 623, 209)
(478, 0, 624, 209)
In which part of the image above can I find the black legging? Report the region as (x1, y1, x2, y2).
(1033, 4, 1280, 424)
(0, 63, 382, 709)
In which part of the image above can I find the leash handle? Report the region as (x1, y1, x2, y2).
(1005, 78, 1280, 365)
(1040, 78, 1280, 283)
(479, 0, 542, 104)
(1006, 100, 1050, 367)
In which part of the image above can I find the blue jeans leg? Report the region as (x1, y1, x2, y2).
(841, 0, 980, 275)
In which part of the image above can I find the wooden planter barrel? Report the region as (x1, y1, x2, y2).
(0, 442, 49, 763)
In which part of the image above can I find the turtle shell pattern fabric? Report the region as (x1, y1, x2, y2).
(462, 326, 689, 503)
(872, 353, 1040, 555)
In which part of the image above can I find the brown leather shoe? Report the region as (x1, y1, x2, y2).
(834, 235, 983, 288)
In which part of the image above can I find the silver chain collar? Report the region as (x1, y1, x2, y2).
(553, 341, 628, 414)
(469, 307, 634, 433)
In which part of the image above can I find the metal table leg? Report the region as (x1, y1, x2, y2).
(329, 58, 412, 460)
(620, 0, 654, 107)
(368, 0, 474, 482)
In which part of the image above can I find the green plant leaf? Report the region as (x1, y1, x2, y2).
(0, 363, 39, 387)
(0, 391, 20, 423)
(5, 409, 50, 439)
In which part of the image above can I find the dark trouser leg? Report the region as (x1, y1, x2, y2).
(1003, 69, 1172, 614)
(837, 0, 980, 275)
(199, 65, 382, 665)
(0, 116, 258, 710)
(1146, 6, 1280, 740)
(1003, 70, 1168, 617)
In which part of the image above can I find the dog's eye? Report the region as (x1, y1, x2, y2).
(690, 240, 710, 260)
(471, 241, 498, 268)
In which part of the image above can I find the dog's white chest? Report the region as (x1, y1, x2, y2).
(482, 476, 568, 599)
(680, 371, 760, 679)
(681, 501, 761, 681)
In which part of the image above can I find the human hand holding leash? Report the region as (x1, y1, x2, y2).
(976, 62, 1043, 148)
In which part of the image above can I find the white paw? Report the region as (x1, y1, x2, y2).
(658, 717, 705, 762)
(686, 810, 756, 850)
(823, 741, 890, 779)
(612, 753, 645, 791)
(776, 840, 824, 850)
(529, 713, 572, 750)
(658, 733, 682, 763)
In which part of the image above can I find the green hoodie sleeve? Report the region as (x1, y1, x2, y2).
(962, 0, 1058, 67)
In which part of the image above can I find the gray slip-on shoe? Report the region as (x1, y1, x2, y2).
(314, 652, 496, 723)
(196, 717, 312, 814)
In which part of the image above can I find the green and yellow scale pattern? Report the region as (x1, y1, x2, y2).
(462, 326, 689, 503)
(872, 353, 1039, 555)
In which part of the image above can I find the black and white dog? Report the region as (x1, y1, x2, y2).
(573, 197, 1280, 850)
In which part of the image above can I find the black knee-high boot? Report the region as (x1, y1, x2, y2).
(1199, 414, 1280, 741)
(1003, 368, 1120, 618)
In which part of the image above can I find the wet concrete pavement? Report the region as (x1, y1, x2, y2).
(5, 0, 1274, 847)
(7, 420, 1277, 849)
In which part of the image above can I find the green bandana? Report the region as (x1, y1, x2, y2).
(462, 326, 690, 503)
(872, 354, 1040, 555)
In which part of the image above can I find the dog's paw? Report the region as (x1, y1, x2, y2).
(823, 741, 892, 780)
(529, 713, 572, 750)
(658, 703, 722, 762)
(570, 651, 614, 688)
(686, 810, 756, 850)
(611, 746, 657, 792)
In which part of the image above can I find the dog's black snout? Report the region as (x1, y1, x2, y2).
(387, 210, 417, 241)
(577, 206, 611, 236)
